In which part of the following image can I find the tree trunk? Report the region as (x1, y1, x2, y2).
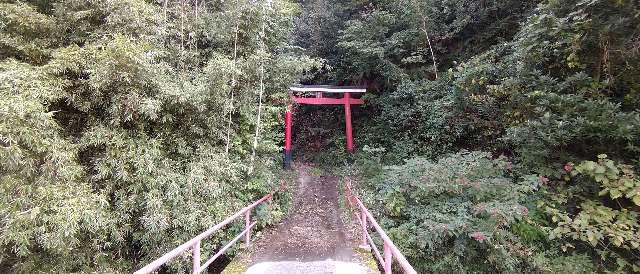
(422, 17, 438, 79)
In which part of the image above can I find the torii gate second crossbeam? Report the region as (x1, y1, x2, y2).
(284, 85, 366, 168)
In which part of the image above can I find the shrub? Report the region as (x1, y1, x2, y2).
(541, 155, 640, 272)
(365, 151, 539, 273)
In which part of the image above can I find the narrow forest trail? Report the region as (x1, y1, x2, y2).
(222, 163, 378, 274)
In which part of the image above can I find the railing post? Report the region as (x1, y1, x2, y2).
(192, 241, 201, 274)
(359, 209, 368, 248)
(383, 242, 392, 274)
(245, 210, 251, 245)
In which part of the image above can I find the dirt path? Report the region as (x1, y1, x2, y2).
(222, 163, 378, 274)
(248, 163, 354, 262)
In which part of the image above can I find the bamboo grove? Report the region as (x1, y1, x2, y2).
(1, 0, 316, 272)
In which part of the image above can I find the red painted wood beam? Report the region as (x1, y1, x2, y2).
(283, 105, 293, 168)
(344, 93, 354, 152)
(284, 106, 292, 151)
(291, 96, 363, 105)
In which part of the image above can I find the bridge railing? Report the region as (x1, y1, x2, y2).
(134, 188, 280, 274)
(345, 179, 417, 274)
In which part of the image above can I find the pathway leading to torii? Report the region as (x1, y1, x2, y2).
(222, 163, 378, 274)
(133, 86, 416, 274)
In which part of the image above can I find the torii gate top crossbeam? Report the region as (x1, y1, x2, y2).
(289, 85, 365, 105)
(290, 85, 366, 93)
(291, 97, 363, 105)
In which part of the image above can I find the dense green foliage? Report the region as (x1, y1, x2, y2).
(2, 0, 640, 272)
(1, 0, 311, 272)
(296, 0, 640, 272)
(366, 151, 539, 273)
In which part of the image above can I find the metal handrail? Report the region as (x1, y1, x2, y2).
(134, 190, 278, 274)
(345, 179, 417, 274)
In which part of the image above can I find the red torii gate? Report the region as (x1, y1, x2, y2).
(284, 85, 366, 168)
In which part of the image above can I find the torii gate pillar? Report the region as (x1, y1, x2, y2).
(284, 86, 365, 168)
(344, 92, 354, 152)
(284, 106, 293, 167)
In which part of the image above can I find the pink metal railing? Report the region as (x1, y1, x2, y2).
(134, 190, 278, 274)
(345, 180, 417, 274)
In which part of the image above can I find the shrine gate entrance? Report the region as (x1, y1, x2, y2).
(284, 85, 366, 168)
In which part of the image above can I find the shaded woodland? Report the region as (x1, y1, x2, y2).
(1, 0, 639, 273)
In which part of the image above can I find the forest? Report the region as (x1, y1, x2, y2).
(1, 0, 639, 273)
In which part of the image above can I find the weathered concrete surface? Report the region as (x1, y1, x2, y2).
(244, 260, 374, 274)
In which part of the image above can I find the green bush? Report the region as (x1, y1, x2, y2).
(365, 151, 539, 273)
(541, 155, 640, 272)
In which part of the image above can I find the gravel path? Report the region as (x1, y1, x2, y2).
(238, 163, 378, 274)
(249, 164, 352, 261)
